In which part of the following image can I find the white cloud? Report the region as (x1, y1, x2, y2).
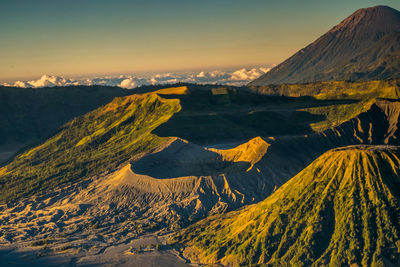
(5, 75, 77, 88)
(196, 71, 206, 78)
(14, 81, 30, 88)
(28, 75, 75, 88)
(119, 78, 137, 89)
(230, 68, 270, 81)
(2, 66, 272, 89)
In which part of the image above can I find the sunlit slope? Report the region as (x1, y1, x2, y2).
(250, 80, 400, 99)
(175, 146, 400, 266)
(0, 92, 181, 202)
(210, 136, 269, 170)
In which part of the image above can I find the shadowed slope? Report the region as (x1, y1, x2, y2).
(249, 80, 400, 132)
(175, 145, 400, 266)
(153, 86, 362, 144)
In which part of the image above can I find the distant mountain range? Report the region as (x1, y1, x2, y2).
(250, 6, 400, 85)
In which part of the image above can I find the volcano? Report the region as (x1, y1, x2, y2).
(175, 145, 400, 266)
(250, 6, 400, 85)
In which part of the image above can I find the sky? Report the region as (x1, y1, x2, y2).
(1, 0, 400, 83)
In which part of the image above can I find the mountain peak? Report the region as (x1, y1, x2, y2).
(329, 5, 400, 35)
(352, 5, 400, 19)
(249, 5, 400, 85)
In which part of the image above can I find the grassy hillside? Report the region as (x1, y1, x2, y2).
(0, 92, 181, 202)
(249, 79, 400, 131)
(249, 80, 400, 99)
(174, 146, 400, 266)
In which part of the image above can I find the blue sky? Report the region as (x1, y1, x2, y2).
(1, 0, 399, 82)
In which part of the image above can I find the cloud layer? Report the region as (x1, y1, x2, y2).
(3, 67, 271, 89)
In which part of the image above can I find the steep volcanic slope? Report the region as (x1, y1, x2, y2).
(249, 6, 400, 85)
(175, 145, 400, 266)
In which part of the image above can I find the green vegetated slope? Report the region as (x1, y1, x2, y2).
(174, 145, 400, 266)
(250, 79, 400, 131)
(249, 80, 400, 99)
(0, 92, 181, 202)
(0, 85, 131, 145)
